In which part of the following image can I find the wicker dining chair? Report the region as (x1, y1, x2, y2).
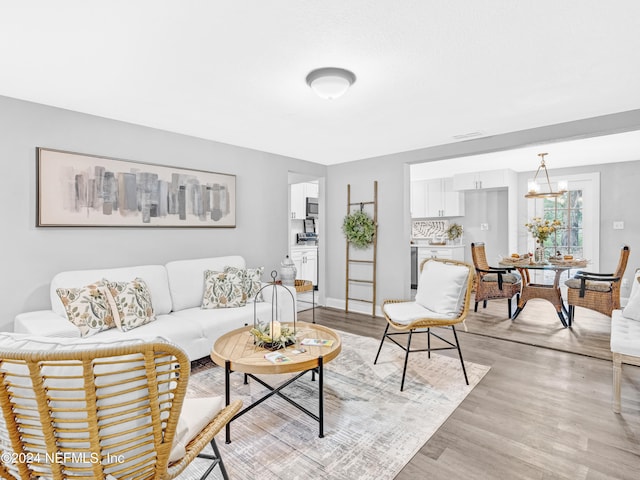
(374, 257, 474, 391)
(564, 245, 630, 325)
(0, 337, 242, 480)
(471, 242, 521, 317)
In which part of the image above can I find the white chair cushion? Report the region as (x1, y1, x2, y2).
(168, 396, 225, 463)
(166, 256, 246, 311)
(611, 310, 640, 356)
(622, 274, 640, 321)
(415, 260, 469, 316)
(383, 301, 457, 325)
(627, 268, 640, 300)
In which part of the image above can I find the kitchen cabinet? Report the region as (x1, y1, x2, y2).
(290, 182, 319, 219)
(425, 178, 464, 218)
(452, 169, 516, 191)
(412, 178, 464, 218)
(291, 246, 318, 285)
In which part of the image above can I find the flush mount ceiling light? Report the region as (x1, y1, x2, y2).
(525, 153, 568, 199)
(306, 67, 356, 100)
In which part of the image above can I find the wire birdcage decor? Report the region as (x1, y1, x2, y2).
(250, 270, 297, 350)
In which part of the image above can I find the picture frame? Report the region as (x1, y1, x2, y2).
(37, 148, 236, 227)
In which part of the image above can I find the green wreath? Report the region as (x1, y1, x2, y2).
(343, 210, 376, 249)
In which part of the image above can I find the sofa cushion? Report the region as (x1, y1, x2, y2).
(56, 280, 117, 337)
(166, 256, 246, 311)
(104, 278, 156, 331)
(202, 270, 246, 308)
(51, 265, 172, 317)
(611, 310, 640, 356)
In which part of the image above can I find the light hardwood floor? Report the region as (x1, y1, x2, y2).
(297, 302, 640, 479)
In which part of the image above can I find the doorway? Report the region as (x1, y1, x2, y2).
(288, 172, 323, 312)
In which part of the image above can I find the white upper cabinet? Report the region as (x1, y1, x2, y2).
(290, 182, 319, 219)
(411, 178, 464, 218)
(452, 169, 516, 191)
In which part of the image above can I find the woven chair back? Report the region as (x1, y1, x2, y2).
(614, 245, 631, 279)
(0, 341, 189, 480)
(471, 242, 490, 271)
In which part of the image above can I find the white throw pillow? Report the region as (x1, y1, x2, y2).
(415, 260, 469, 316)
(623, 275, 640, 321)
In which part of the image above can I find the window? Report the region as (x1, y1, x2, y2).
(540, 190, 583, 258)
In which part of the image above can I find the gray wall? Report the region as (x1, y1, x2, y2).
(323, 109, 640, 312)
(0, 96, 325, 331)
(3, 94, 640, 328)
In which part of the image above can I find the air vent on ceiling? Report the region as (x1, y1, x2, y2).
(452, 131, 484, 140)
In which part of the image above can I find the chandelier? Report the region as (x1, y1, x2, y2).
(525, 153, 568, 199)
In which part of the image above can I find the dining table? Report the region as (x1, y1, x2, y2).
(498, 258, 588, 328)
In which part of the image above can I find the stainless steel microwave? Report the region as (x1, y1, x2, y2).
(306, 197, 318, 218)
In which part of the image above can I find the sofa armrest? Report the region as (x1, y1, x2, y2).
(14, 310, 80, 338)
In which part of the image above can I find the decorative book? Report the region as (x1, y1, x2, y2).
(264, 351, 291, 363)
(300, 338, 334, 347)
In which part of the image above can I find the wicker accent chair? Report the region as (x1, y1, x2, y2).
(374, 257, 474, 391)
(564, 245, 630, 325)
(471, 242, 521, 317)
(0, 338, 242, 480)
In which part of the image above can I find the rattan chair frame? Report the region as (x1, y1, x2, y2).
(471, 242, 521, 318)
(0, 341, 241, 480)
(566, 245, 630, 323)
(374, 257, 474, 391)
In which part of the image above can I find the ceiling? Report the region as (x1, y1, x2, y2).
(2, 1, 640, 165)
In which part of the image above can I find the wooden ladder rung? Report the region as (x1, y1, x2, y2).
(348, 259, 374, 264)
(348, 201, 375, 206)
(347, 297, 373, 303)
(348, 279, 374, 284)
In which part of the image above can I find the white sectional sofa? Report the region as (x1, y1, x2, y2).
(13, 255, 296, 360)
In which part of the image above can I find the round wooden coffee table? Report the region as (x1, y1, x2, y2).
(211, 321, 341, 442)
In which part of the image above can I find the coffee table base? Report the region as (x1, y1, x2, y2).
(224, 356, 325, 444)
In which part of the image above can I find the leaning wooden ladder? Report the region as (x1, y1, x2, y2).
(345, 181, 378, 316)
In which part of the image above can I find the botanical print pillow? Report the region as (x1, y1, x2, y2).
(104, 278, 156, 332)
(202, 270, 245, 308)
(224, 266, 264, 302)
(56, 280, 116, 337)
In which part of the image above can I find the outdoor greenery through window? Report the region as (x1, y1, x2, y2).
(541, 190, 583, 258)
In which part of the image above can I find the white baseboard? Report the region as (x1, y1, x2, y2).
(325, 297, 383, 317)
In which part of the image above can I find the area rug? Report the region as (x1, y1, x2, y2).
(177, 331, 490, 480)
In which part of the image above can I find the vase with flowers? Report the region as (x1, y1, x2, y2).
(525, 217, 562, 263)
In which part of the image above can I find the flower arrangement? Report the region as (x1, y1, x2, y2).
(250, 321, 296, 350)
(447, 223, 463, 241)
(525, 217, 562, 244)
(342, 210, 376, 249)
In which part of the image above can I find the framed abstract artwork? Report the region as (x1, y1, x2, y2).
(37, 148, 236, 227)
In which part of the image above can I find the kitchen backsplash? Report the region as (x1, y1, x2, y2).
(412, 220, 449, 239)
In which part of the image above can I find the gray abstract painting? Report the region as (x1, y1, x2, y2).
(37, 148, 236, 227)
